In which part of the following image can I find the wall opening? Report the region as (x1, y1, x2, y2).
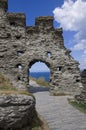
(76, 79, 80, 82)
(57, 66, 62, 71)
(47, 52, 51, 58)
(10, 21, 16, 26)
(17, 51, 24, 56)
(15, 35, 21, 40)
(16, 64, 22, 69)
(17, 76, 21, 80)
(28, 61, 50, 92)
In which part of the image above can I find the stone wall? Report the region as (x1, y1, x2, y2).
(75, 69, 86, 103)
(0, 0, 83, 95)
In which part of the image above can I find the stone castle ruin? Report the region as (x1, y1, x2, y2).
(0, 0, 83, 95)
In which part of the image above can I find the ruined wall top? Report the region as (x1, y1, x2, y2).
(26, 16, 63, 36)
(35, 16, 54, 27)
(0, 0, 8, 11)
(7, 13, 26, 26)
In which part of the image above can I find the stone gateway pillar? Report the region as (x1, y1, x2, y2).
(0, 0, 83, 95)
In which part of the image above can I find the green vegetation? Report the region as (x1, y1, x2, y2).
(32, 127, 39, 130)
(52, 92, 72, 96)
(30, 77, 49, 87)
(0, 90, 34, 97)
(31, 111, 50, 130)
(53, 92, 69, 96)
(30, 111, 42, 130)
(68, 98, 86, 113)
(0, 74, 16, 91)
(0, 74, 34, 97)
(36, 77, 49, 87)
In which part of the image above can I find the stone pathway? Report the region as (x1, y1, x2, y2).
(29, 81, 86, 130)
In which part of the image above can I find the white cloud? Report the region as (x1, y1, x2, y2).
(73, 39, 86, 50)
(53, 0, 86, 31)
(79, 55, 86, 69)
(30, 62, 50, 72)
(84, 50, 86, 54)
(53, 0, 86, 69)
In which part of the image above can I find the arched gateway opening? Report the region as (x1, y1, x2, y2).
(28, 60, 51, 92)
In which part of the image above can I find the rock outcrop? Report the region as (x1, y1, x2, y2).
(0, 94, 36, 129)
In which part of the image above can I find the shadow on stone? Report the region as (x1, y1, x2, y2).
(29, 85, 49, 93)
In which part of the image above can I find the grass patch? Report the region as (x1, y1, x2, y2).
(30, 77, 49, 87)
(0, 74, 34, 98)
(32, 127, 39, 130)
(36, 77, 49, 87)
(29, 77, 37, 82)
(30, 111, 43, 130)
(53, 92, 71, 96)
(0, 74, 16, 91)
(31, 111, 50, 130)
(68, 98, 86, 113)
(0, 90, 34, 97)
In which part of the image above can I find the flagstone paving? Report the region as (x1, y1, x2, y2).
(29, 81, 86, 130)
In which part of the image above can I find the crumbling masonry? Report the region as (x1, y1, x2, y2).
(0, 0, 83, 95)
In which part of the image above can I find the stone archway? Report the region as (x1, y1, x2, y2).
(0, 0, 83, 95)
(28, 59, 51, 88)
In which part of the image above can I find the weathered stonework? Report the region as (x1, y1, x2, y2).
(0, 0, 83, 95)
(75, 69, 86, 103)
(0, 94, 35, 129)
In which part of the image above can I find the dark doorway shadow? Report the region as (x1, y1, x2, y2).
(29, 85, 49, 93)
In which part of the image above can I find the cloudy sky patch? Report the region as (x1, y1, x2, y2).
(53, 0, 86, 69)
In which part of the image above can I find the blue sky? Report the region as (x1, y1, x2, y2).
(8, 0, 63, 26)
(8, 0, 86, 72)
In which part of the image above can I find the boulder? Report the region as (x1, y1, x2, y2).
(0, 94, 36, 130)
